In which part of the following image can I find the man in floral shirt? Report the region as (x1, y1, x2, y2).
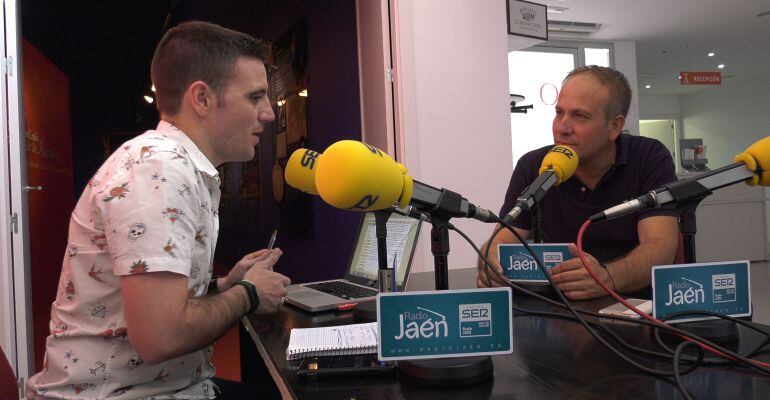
(27, 21, 290, 399)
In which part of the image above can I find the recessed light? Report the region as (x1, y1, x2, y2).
(645, 85, 651, 89)
(143, 95, 154, 104)
(718, 64, 725, 69)
(707, 52, 715, 57)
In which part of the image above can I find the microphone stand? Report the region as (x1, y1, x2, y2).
(354, 210, 393, 321)
(397, 189, 493, 387)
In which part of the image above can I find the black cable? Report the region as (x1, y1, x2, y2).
(450, 222, 770, 383)
(476, 221, 770, 375)
(451, 222, 692, 378)
(673, 341, 704, 400)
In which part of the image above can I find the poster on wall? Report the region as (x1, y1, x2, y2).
(271, 19, 312, 239)
(507, 0, 548, 41)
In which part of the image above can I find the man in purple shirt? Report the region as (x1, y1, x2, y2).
(477, 66, 678, 300)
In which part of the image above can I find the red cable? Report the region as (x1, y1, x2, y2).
(575, 219, 770, 369)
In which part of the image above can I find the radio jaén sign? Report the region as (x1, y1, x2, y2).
(680, 71, 721, 85)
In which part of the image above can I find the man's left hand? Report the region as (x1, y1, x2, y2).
(549, 243, 612, 300)
(219, 249, 272, 291)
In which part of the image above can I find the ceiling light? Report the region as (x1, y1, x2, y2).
(299, 89, 308, 97)
(276, 99, 286, 107)
(645, 85, 651, 89)
(707, 52, 715, 57)
(143, 95, 154, 104)
(151, 84, 156, 92)
(718, 64, 725, 69)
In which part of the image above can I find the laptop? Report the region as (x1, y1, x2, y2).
(285, 212, 422, 312)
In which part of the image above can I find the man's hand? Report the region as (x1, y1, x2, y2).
(219, 249, 272, 291)
(242, 248, 290, 314)
(476, 241, 509, 288)
(549, 244, 613, 300)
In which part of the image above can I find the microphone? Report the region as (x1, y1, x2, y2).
(285, 148, 322, 195)
(285, 147, 430, 222)
(590, 136, 770, 222)
(314, 140, 498, 223)
(501, 145, 579, 225)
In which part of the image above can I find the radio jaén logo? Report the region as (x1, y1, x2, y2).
(459, 303, 492, 337)
(394, 307, 448, 341)
(712, 273, 737, 303)
(508, 253, 538, 272)
(665, 277, 704, 307)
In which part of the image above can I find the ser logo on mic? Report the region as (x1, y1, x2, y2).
(550, 146, 575, 159)
(300, 149, 320, 169)
(363, 143, 384, 157)
(348, 194, 380, 211)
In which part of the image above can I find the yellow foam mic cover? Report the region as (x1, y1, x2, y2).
(538, 145, 579, 185)
(315, 140, 410, 211)
(285, 148, 321, 195)
(735, 136, 770, 187)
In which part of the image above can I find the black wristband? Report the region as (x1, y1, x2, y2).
(235, 280, 260, 314)
(207, 276, 220, 294)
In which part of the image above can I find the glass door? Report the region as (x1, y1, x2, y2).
(508, 47, 577, 169)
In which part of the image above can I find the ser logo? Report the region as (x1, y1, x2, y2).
(394, 307, 448, 340)
(550, 146, 575, 159)
(300, 149, 320, 169)
(459, 303, 492, 337)
(712, 273, 737, 303)
(542, 251, 563, 264)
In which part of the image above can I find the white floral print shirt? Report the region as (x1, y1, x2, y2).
(27, 121, 221, 399)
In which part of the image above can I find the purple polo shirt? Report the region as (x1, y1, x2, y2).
(500, 134, 678, 263)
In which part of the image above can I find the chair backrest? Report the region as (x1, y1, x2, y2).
(0, 346, 19, 399)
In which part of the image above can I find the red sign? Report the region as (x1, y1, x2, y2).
(680, 71, 722, 85)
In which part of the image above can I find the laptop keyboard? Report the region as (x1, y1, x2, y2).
(306, 281, 378, 299)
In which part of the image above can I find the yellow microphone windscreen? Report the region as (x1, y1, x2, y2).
(285, 148, 321, 195)
(315, 140, 409, 211)
(735, 136, 770, 186)
(538, 145, 579, 185)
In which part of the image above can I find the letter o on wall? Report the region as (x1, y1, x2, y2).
(540, 83, 559, 106)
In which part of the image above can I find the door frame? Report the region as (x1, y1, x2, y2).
(0, 0, 34, 380)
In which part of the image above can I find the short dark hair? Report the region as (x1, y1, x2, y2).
(563, 65, 631, 121)
(150, 21, 269, 115)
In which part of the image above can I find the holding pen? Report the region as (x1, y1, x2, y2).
(267, 228, 278, 255)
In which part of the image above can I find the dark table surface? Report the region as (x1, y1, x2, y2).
(243, 268, 770, 399)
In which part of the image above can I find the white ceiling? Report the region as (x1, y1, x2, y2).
(542, 0, 770, 96)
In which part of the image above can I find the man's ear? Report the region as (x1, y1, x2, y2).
(187, 81, 213, 117)
(608, 115, 625, 140)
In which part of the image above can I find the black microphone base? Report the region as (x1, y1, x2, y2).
(660, 318, 742, 343)
(511, 280, 555, 296)
(397, 356, 493, 388)
(353, 299, 378, 321)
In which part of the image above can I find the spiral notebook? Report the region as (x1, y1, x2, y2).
(286, 322, 378, 360)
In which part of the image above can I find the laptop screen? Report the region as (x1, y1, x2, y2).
(346, 212, 421, 286)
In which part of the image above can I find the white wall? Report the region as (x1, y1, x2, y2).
(639, 94, 681, 117)
(613, 41, 640, 135)
(395, 0, 511, 273)
(680, 77, 770, 168)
